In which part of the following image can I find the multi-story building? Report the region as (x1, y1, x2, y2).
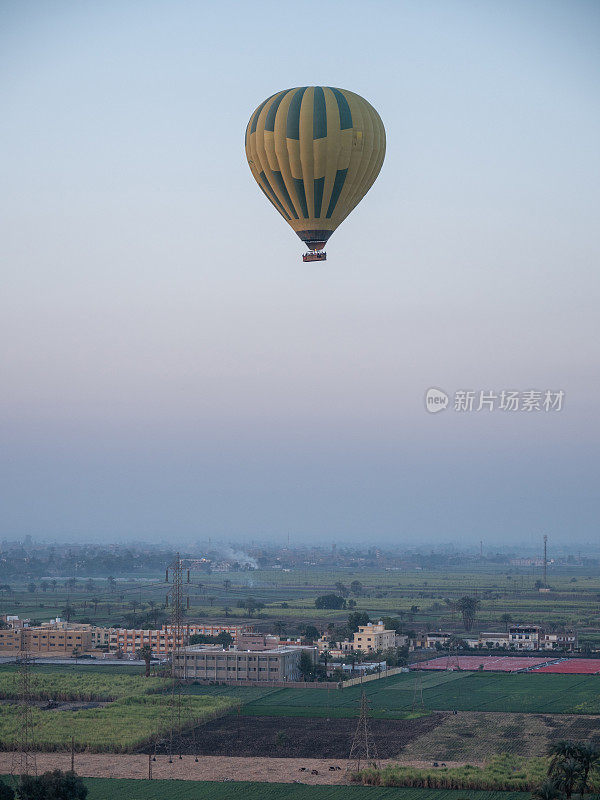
(0, 627, 92, 654)
(423, 631, 453, 649)
(103, 623, 252, 656)
(173, 645, 317, 682)
(509, 625, 543, 650)
(0, 629, 22, 650)
(471, 628, 576, 651)
(317, 622, 404, 657)
(478, 632, 510, 648)
(353, 621, 397, 653)
(163, 623, 252, 639)
(542, 631, 577, 651)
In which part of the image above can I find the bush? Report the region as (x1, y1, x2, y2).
(0, 780, 14, 800)
(315, 594, 346, 610)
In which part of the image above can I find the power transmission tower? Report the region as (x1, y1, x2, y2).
(165, 553, 191, 762)
(411, 663, 425, 711)
(445, 644, 461, 671)
(543, 535, 548, 587)
(11, 651, 37, 779)
(347, 691, 379, 773)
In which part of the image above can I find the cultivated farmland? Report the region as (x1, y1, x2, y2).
(186, 670, 600, 717)
(78, 778, 532, 800)
(0, 669, 235, 752)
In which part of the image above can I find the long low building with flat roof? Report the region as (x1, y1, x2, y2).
(173, 644, 317, 682)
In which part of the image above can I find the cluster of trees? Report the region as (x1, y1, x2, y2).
(315, 594, 347, 609)
(533, 741, 600, 800)
(333, 580, 364, 597)
(235, 596, 265, 617)
(0, 543, 174, 579)
(0, 770, 87, 800)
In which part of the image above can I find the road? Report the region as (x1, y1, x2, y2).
(0, 656, 146, 666)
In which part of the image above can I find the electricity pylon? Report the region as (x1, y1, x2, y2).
(412, 663, 425, 711)
(347, 690, 379, 773)
(11, 651, 37, 779)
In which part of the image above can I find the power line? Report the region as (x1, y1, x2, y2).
(411, 663, 425, 712)
(11, 651, 37, 780)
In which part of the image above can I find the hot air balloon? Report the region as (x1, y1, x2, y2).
(245, 86, 385, 262)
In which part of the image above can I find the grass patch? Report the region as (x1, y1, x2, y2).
(353, 754, 564, 791)
(0, 670, 236, 752)
(0, 670, 164, 702)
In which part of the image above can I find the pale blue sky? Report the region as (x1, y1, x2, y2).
(1, 1, 599, 544)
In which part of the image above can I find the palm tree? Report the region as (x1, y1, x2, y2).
(531, 779, 562, 800)
(136, 645, 153, 678)
(500, 613, 513, 632)
(575, 743, 600, 795)
(548, 741, 580, 775)
(554, 758, 583, 800)
(455, 596, 480, 632)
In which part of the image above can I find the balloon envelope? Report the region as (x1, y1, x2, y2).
(245, 86, 385, 253)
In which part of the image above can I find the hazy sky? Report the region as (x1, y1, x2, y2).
(1, 1, 599, 545)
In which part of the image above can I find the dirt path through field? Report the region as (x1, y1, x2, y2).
(0, 753, 477, 785)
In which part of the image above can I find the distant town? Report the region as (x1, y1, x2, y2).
(0, 537, 593, 686)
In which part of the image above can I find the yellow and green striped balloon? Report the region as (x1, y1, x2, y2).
(245, 86, 385, 255)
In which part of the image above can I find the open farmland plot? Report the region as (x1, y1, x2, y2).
(0, 776, 530, 800)
(0, 669, 235, 751)
(534, 659, 600, 674)
(420, 672, 600, 714)
(414, 656, 553, 672)
(78, 778, 532, 800)
(401, 711, 600, 762)
(0, 669, 164, 701)
(152, 712, 446, 758)
(190, 671, 600, 717)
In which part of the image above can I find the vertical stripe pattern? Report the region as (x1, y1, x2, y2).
(245, 86, 385, 248)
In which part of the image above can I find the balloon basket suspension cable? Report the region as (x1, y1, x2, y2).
(302, 251, 327, 263)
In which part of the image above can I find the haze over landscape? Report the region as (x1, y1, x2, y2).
(2, 1, 599, 544)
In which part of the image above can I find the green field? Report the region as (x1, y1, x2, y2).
(183, 670, 600, 717)
(0, 669, 235, 751)
(54, 778, 534, 800)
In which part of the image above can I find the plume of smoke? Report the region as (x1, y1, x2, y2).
(217, 546, 258, 569)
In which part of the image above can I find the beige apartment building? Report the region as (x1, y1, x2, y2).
(173, 645, 316, 682)
(352, 621, 397, 652)
(317, 620, 400, 657)
(0, 627, 92, 654)
(103, 623, 252, 655)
